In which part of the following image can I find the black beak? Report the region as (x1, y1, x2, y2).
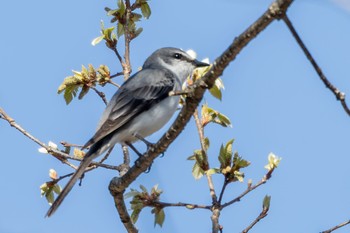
(193, 59, 210, 68)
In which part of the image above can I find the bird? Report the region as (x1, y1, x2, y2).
(45, 47, 209, 217)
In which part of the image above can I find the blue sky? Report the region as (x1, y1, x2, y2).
(1, 1, 350, 233)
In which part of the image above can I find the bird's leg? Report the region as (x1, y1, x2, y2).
(125, 141, 153, 173)
(132, 133, 165, 157)
(132, 133, 154, 148)
(125, 141, 143, 157)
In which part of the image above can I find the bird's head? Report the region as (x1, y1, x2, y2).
(143, 47, 209, 82)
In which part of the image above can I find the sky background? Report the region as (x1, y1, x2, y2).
(1, 0, 350, 233)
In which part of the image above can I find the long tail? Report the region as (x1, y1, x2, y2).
(45, 152, 95, 217)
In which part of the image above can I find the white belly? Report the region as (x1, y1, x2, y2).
(110, 95, 180, 144)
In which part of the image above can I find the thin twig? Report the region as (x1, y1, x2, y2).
(108, 79, 121, 88)
(0, 108, 121, 171)
(321, 219, 350, 233)
(60, 141, 83, 148)
(241, 207, 269, 233)
(151, 201, 210, 210)
(112, 47, 124, 65)
(90, 86, 108, 105)
(221, 169, 275, 209)
(193, 108, 220, 233)
(123, 0, 132, 80)
(282, 15, 350, 116)
(110, 72, 124, 79)
(193, 109, 215, 202)
(218, 179, 229, 204)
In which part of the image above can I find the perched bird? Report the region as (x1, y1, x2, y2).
(46, 47, 209, 217)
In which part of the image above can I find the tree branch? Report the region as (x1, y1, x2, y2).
(221, 169, 275, 209)
(0, 108, 122, 171)
(241, 206, 269, 233)
(148, 200, 210, 210)
(110, 190, 138, 233)
(282, 15, 350, 116)
(321, 219, 350, 233)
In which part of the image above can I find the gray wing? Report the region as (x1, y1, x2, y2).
(82, 68, 176, 148)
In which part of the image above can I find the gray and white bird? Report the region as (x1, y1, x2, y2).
(46, 47, 209, 217)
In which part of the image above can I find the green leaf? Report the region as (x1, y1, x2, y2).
(107, 9, 119, 16)
(91, 35, 105, 46)
(78, 85, 90, 100)
(263, 195, 271, 210)
(217, 112, 231, 127)
(233, 152, 250, 169)
(201, 103, 231, 128)
(117, 0, 126, 15)
(117, 22, 124, 38)
(124, 190, 140, 199)
(219, 139, 234, 169)
(63, 85, 79, 105)
(205, 168, 220, 176)
(103, 26, 116, 40)
(45, 190, 54, 205)
(134, 27, 143, 39)
(209, 84, 222, 100)
(140, 2, 151, 19)
(233, 170, 244, 182)
(204, 137, 210, 151)
(154, 208, 165, 227)
(52, 184, 61, 195)
(140, 184, 148, 193)
(192, 162, 204, 180)
(131, 208, 142, 224)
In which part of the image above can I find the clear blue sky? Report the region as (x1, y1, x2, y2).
(1, 1, 350, 233)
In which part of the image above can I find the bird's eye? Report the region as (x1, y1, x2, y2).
(173, 53, 182, 59)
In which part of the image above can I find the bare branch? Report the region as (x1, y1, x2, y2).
(221, 169, 275, 209)
(218, 180, 229, 204)
(241, 206, 269, 233)
(148, 200, 210, 210)
(0, 108, 121, 171)
(321, 220, 350, 233)
(90, 86, 108, 105)
(108, 79, 121, 88)
(109, 189, 138, 233)
(110, 72, 124, 79)
(123, 0, 132, 80)
(282, 15, 350, 116)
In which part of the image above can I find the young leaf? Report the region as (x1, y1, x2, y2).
(45, 190, 54, 205)
(154, 208, 165, 227)
(140, 2, 151, 19)
(91, 35, 105, 46)
(205, 168, 220, 176)
(140, 184, 148, 193)
(117, 22, 124, 38)
(117, 0, 126, 15)
(63, 85, 79, 105)
(219, 139, 234, 169)
(209, 84, 222, 100)
(53, 184, 61, 195)
(131, 208, 142, 224)
(263, 195, 271, 210)
(192, 162, 204, 180)
(204, 137, 210, 151)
